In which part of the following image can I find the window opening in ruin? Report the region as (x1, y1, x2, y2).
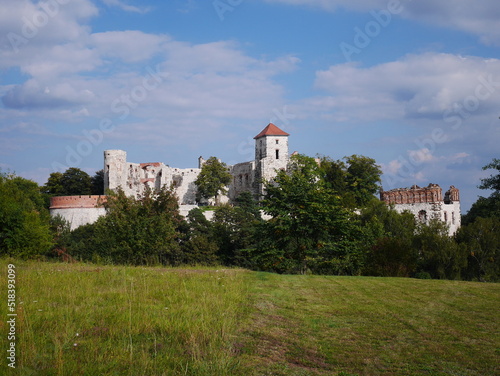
(276, 139, 279, 144)
(444, 212, 448, 222)
(418, 210, 427, 223)
(452, 212, 455, 225)
(276, 149, 279, 159)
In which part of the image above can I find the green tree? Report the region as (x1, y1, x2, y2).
(0, 172, 53, 258)
(463, 158, 500, 224)
(456, 217, 500, 282)
(182, 208, 219, 265)
(60, 167, 92, 195)
(212, 203, 261, 266)
(319, 154, 382, 208)
(344, 155, 382, 207)
(91, 169, 104, 195)
(234, 191, 262, 220)
(67, 186, 185, 265)
(463, 193, 500, 225)
(260, 154, 362, 275)
(42, 172, 64, 196)
(478, 158, 500, 191)
(360, 200, 418, 277)
(414, 219, 467, 280)
(195, 157, 232, 205)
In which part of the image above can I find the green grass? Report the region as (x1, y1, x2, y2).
(1, 259, 499, 375)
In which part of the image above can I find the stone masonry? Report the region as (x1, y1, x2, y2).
(380, 184, 461, 235)
(50, 123, 461, 236)
(104, 123, 290, 212)
(50, 195, 107, 231)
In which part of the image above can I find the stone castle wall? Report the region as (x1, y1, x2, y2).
(51, 125, 462, 236)
(50, 196, 107, 230)
(229, 161, 256, 200)
(380, 184, 461, 235)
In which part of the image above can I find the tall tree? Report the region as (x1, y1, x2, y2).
(60, 167, 92, 195)
(456, 217, 500, 282)
(0, 172, 53, 258)
(344, 155, 382, 207)
(479, 158, 500, 192)
(360, 199, 418, 277)
(91, 169, 104, 195)
(67, 186, 184, 265)
(414, 219, 467, 280)
(195, 157, 232, 205)
(463, 158, 500, 225)
(319, 154, 382, 208)
(260, 154, 362, 275)
(42, 172, 64, 196)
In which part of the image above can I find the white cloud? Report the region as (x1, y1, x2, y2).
(100, 0, 152, 14)
(408, 148, 434, 164)
(0, 25, 299, 152)
(307, 53, 500, 122)
(0, 0, 98, 70)
(91, 31, 168, 63)
(262, 0, 500, 45)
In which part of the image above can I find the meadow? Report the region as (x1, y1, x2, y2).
(1, 259, 498, 375)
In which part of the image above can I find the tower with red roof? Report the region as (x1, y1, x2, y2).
(254, 123, 290, 195)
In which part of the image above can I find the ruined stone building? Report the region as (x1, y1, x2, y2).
(50, 123, 461, 235)
(103, 123, 289, 216)
(50, 195, 107, 231)
(380, 184, 461, 235)
(51, 123, 290, 224)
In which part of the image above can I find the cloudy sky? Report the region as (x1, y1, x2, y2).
(1, 0, 499, 211)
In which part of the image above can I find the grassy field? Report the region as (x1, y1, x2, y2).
(1, 259, 498, 375)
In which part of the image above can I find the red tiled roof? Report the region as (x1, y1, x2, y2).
(254, 123, 290, 139)
(140, 163, 161, 168)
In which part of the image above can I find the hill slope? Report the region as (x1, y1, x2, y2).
(1, 260, 498, 375)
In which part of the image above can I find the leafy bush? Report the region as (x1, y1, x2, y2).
(0, 172, 53, 258)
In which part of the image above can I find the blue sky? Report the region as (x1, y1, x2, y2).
(1, 0, 499, 211)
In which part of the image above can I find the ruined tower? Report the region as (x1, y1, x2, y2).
(254, 123, 290, 195)
(104, 149, 127, 193)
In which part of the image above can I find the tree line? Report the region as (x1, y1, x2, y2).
(0, 156, 498, 282)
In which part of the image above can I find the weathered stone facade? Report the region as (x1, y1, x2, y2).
(50, 124, 462, 236)
(51, 123, 290, 228)
(380, 184, 461, 235)
(104, 123, 290, 206)
(50, 196, 107, 231)
(104, 150, 203, 205)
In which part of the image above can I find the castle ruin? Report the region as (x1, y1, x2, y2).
(102, 123, 289, 215)
(380, 184, 461, 235)
(50, 123, 461, 235)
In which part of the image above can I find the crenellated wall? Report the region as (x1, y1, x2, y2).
(380, 184, 461, 235)
(50, 196, 107, 230)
